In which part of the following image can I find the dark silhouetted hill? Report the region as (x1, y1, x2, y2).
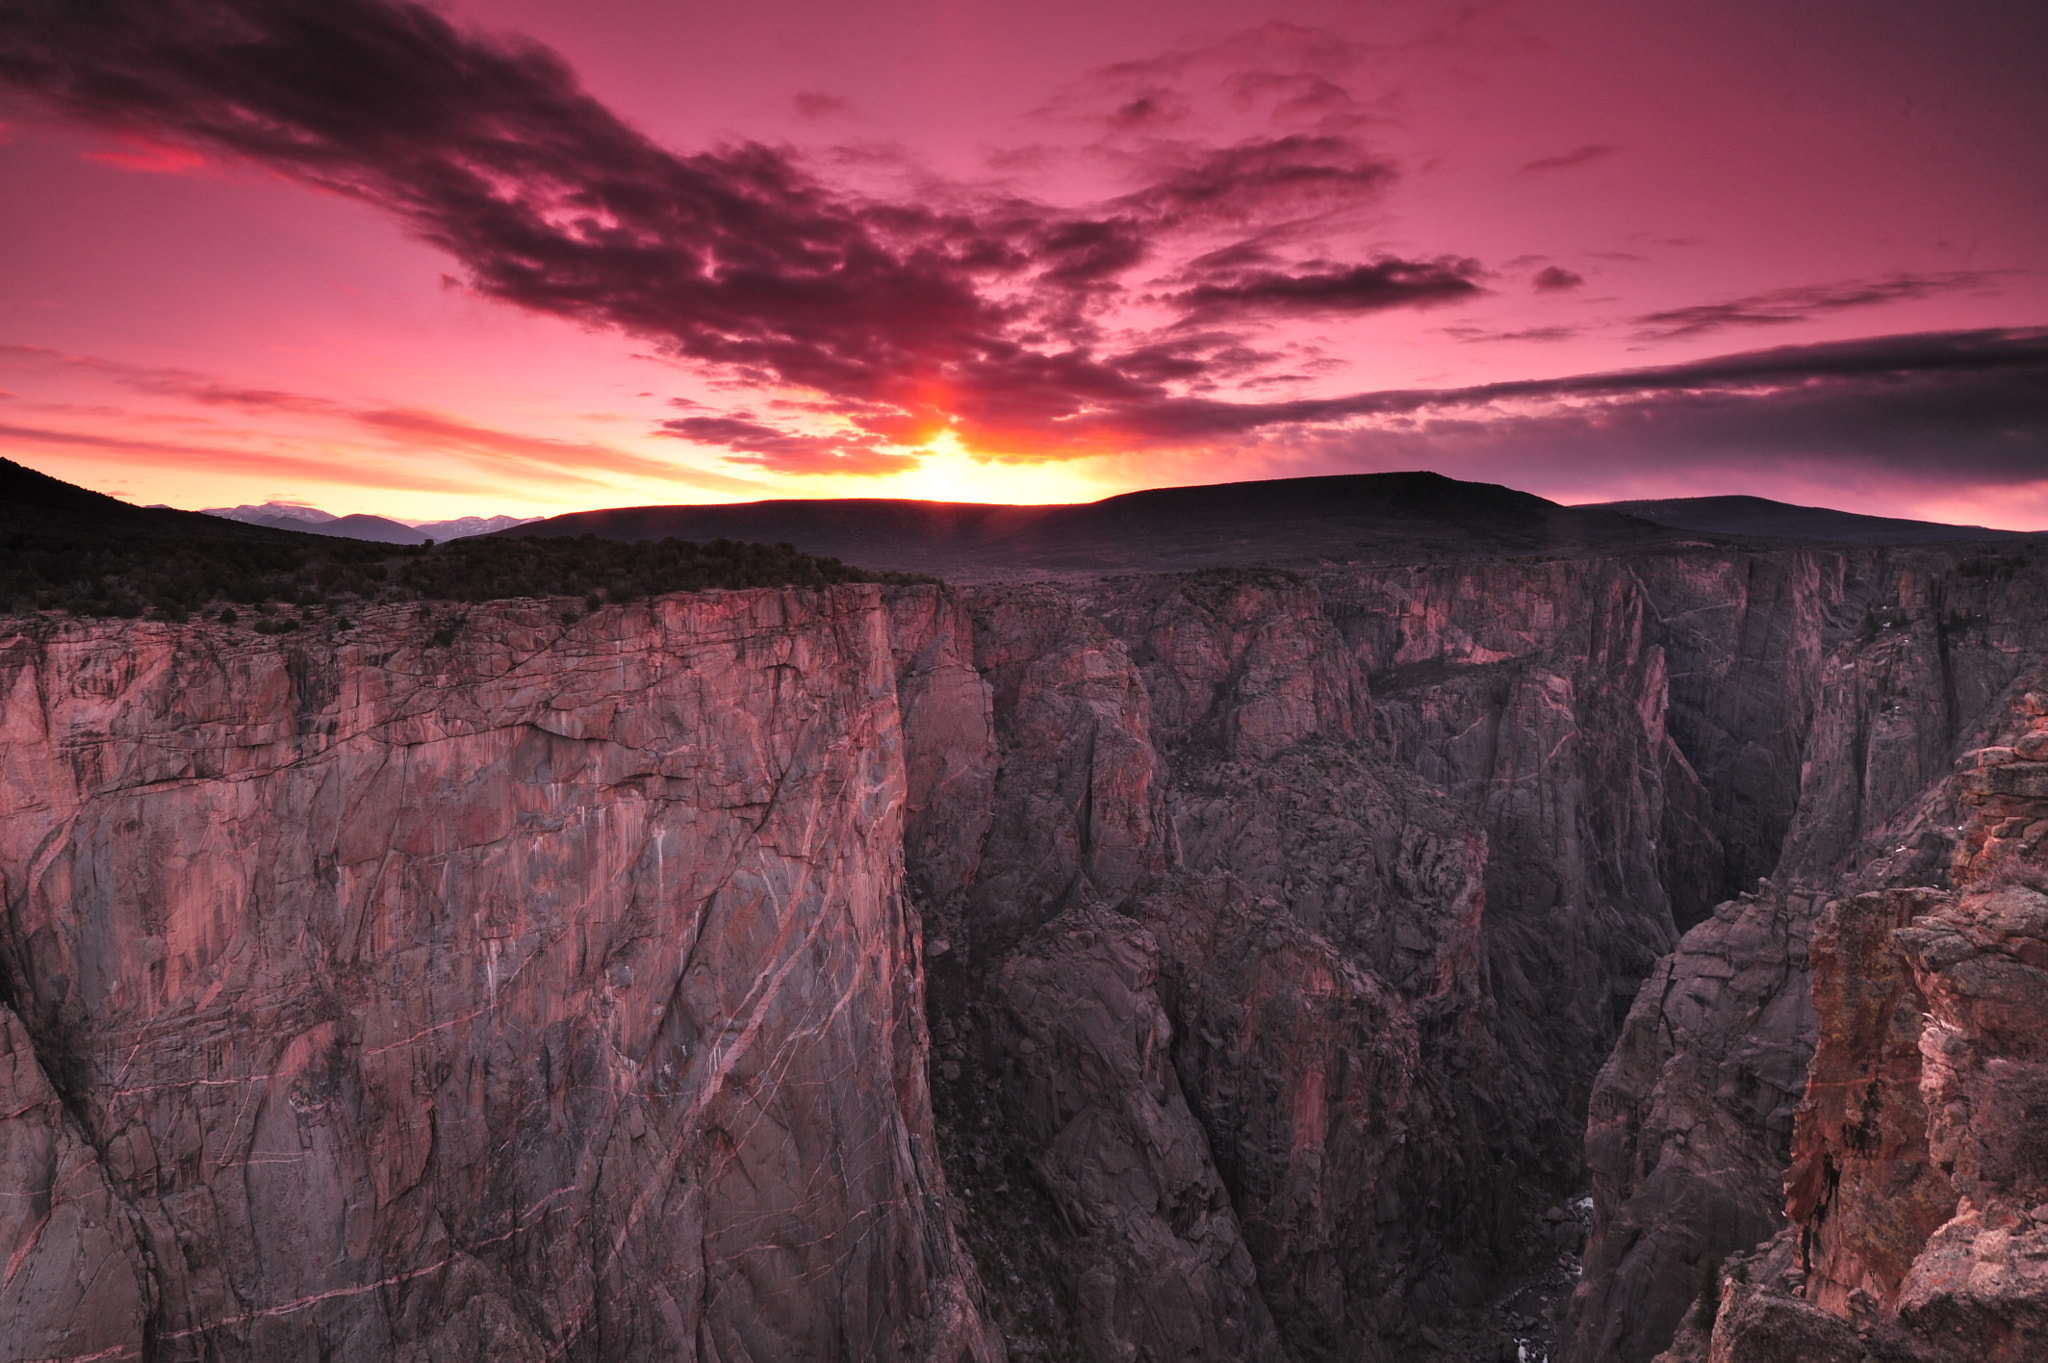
(1592, 494, 2028, 544)
(500, 471, 1685, 579)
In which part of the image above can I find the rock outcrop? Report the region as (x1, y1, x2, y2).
(1650, 664, 2048, 1362)
(1566, 557, 2048, 1363)
(1669, 877, 2048, 1363)
(1566, 884, 1822, 1363)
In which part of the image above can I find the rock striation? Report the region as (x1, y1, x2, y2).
(0, 591, 997, 1362)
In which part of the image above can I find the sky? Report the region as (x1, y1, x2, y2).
(0, 0, 2043, 525)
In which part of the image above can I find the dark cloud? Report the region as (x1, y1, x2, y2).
(1632, 273, 1999, 339)
(1288, 332, 2048, 504)
(1036, 329, 2048, 470)
(4, 2, 2034, 484)
(1519, 144, 1621, 173)
(1532, 266, 1584, 292)
(0, 0, 1441, 461)
(657, 414, 918, 476)
(1112, 135, 1397, 227)
(1440, 325, 1580, 344)
(1173, 257, 1484, 321)
(1106, 88, 1187, 129)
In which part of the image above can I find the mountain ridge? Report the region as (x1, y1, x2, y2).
(490, 474, 2030, 580)
(201, 500, 541, 544)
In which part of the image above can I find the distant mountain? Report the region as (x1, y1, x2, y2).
(202, 501, 539, 544)
(415, 514, 538, 539)
(3, 459, 305, 544)
(497, 471, 1687, 581)
(1591, 494, 2029, 545)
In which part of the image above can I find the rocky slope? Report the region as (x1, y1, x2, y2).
(7, 530, 2048, 1362)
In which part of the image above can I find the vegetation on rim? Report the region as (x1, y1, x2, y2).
(2, 457, 925, 622)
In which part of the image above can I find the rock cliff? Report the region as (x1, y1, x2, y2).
(0, 591, 997, 1362)
(1566, 554, 2048, 1363)
(1623, 649, 2048, 1362)
(9, 529, 2048, 1363)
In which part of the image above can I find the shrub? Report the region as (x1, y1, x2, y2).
(1694, 1256, 1724, 1329)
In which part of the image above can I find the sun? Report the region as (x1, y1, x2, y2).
(868, 431, 1112, 506)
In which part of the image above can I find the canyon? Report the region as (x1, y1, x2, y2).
(4, 474, 2048, 1361)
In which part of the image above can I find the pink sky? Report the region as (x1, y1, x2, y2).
(1, 0, 2042, 524)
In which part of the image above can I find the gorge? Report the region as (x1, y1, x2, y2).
(4, 470, 2048, 1362)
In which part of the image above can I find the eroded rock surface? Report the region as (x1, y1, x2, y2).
(0, 591, 997, 1362)
(1662, 669, 2048, 1362)
(1567, 885, 1821, 1363)
(1568, 560, 2048, 1363)
(10, 537, 2048, 1363)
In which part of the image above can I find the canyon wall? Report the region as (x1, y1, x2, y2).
(909, 550, 1881, 1361)
(1573, 552, 2048, 1363)
(0, 590, 996, 1363)
(8, 539, 2047, 1362)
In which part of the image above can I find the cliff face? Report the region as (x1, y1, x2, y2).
(9, 536, 2046, 1363)
(1567, 884, 1823, 1363)
(1638, 648, 2048, 1363)
(1566, 555, 2048, 1363)
(0, 591, 996, 1363)
(914, 575, 1509, 1359)
(914, 555, 1858, 1360)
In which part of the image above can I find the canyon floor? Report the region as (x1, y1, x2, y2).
(3, 468, 2046, 1361)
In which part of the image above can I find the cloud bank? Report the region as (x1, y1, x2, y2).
(0, 0, 2039, 493)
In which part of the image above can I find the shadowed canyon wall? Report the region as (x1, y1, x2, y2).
(1570, 558, 2048, 1363)
(6, 539, 2048, 1362)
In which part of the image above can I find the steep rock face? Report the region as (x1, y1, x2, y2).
(1889, 888, 2048, 1358)
(1134, 879, 1501, 1355)
(885, 585, 997, 912)
(920, 552, 1919, 1360)
(1566, 557, 2048, 1363)
(1567, 885, 1822, 1363)
(918, 575, 1516, 1359)
(1686, 880, 2048, 1363)
(0, 1002, 152, 1361)
(0, 593, 997, 1362)
(1627, 552, 1844, 918)
(1325, 558, 1713, 1164)
(1785, 889, 1959, 1318)
(987, 901, 1284, 1363)
(1663, 658, 2048, 1362)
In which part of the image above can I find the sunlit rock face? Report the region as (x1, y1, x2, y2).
(1564, 559, 2048, 1363)
(0, 590, 997, 1363)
